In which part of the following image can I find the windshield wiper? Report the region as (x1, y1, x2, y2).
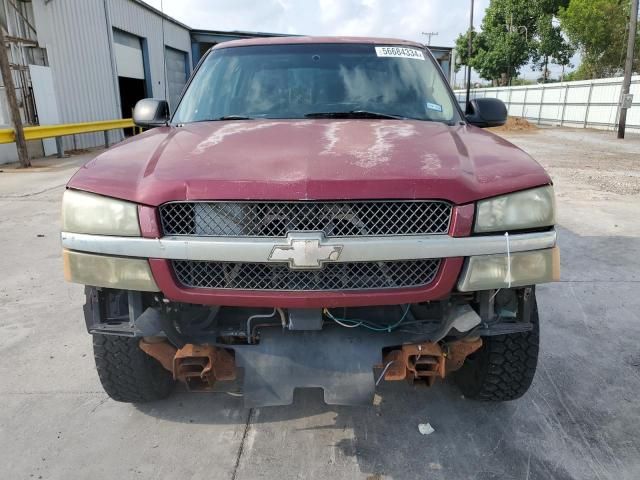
(304, 110, 409, 120)
(216, 115, 254, 120)
(188, 115, 254, 123)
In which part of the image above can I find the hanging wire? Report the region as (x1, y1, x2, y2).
(323, 305, 411, 332)
(375, 361, 397, 386)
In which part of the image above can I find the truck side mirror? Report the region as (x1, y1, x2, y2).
(465, 98, 507, 128)
(133, 99, 170, 128)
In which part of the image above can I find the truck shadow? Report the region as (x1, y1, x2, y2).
(135, 378, 577, 479)
(135, 226, 640, 479)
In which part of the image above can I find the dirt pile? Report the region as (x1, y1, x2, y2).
(489, 116, 537, 132)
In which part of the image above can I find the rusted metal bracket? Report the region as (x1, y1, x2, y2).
(139, 338, 177, 372)
(173, 344, 236, 391)
(444, 337, 483, 373)
(382, 342, 445, 386)
(139, 341, 236, 391)
(381, 338, 482, 386)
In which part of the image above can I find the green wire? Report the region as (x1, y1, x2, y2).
(325, 305, 411, 332)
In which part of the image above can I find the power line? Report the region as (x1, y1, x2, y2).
(421, 31, 439, 46)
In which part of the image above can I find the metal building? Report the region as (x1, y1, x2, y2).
(190, 28, 292, 64)
(31, 0, 192, 153)
(0, 0, 47, 163)
(0, 1, 284, 164)
(0, 0, 192, 163)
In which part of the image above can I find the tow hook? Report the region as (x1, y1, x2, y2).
(140, 341, 236, 391)
(380, 338, 482, 386)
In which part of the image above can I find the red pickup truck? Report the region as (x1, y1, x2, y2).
(61, 37, 558, 407)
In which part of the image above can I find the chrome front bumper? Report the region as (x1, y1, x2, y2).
(61, 230, 557, 263)
(61, 229, 559, 293)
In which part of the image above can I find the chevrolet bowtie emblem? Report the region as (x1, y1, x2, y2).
(268, 233, 343, 269)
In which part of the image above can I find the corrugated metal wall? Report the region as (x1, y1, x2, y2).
(32, 0, 191, 150)
(454, 75, 640, 133)
(107, 0, 192, 99)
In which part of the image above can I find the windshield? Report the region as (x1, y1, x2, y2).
(173, 43, 461, 124)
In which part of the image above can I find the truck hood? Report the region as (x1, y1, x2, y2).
(68, 119, 551, 206)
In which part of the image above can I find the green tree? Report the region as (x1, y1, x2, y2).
(559, 0, 639, 79)
(532, 12, 575, 81)
(455, 0, 588, 83)
(481, 0, 538, 84)
(455, 0, 567, 84)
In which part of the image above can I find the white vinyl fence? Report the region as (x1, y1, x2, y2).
(454, 75, 640, 133)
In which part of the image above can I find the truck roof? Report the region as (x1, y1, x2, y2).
(213, 35, 425, 50)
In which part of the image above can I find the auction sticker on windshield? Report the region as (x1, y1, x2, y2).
(375, 46, 425, 60)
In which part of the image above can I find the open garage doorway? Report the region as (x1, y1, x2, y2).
(118, 76, 146, 120)
(113, 29, 148, 135)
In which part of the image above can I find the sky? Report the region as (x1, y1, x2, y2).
(141, 0, 569, 83)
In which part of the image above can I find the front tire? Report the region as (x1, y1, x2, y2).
(455, 294, 540, 401)
(93, 334, 175, 403)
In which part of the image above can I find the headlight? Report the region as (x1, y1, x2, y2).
(63, 250, 159, 291)
(62, 190, 140, 236)
(457, 247, 560, 291)
(475, 186, 555, 233)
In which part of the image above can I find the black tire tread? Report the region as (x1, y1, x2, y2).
(93, 334, 174, 403)
(455, 297, 540, 401)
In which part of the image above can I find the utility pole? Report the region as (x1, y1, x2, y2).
(421, 31, 439, 46)
(618, 0, 639, 139)
(0, 26, 29, 167)
(465, 0, 475, 107)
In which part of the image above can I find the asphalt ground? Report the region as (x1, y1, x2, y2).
(1, 127, 639, 480)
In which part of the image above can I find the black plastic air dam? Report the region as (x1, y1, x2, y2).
(231, 326, 418, 407)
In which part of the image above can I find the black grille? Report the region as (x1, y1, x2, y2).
(160, 201, 451, 237)
(173, 260, 440, 291)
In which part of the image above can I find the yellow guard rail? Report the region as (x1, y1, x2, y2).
(0, 118, 136, 156)
(0, 118, 134, 143)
